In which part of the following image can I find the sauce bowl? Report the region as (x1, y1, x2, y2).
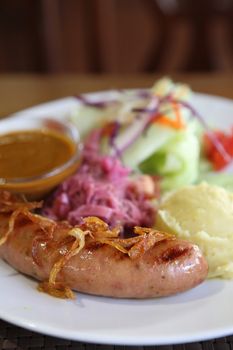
(0, 116, 81, 199)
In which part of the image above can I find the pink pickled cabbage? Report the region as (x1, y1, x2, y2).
(42, 131, 158, 230)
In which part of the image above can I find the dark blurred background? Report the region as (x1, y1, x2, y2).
(0, 0, 233, 74)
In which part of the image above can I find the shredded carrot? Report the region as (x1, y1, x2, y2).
(172, 101, 185, 128)
(151, 102, 185, 130)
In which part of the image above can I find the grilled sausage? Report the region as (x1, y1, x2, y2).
(0, 209, 208, 299)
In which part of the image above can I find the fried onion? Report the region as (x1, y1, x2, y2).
(0, 192, 174, 299)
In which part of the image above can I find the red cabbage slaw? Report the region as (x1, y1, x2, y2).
(42, 130, 158, 230)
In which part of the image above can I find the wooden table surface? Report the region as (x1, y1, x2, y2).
(0, 73, 233, 117)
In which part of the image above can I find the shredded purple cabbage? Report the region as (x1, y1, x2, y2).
(75, 95, 119, 109)
(42, 130, 157, 230)
(75, 89, 153, 109)
(108, 121, 122, 159)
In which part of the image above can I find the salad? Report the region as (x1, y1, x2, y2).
(42, 76, 233, 240)
(70, 77, 233, 192)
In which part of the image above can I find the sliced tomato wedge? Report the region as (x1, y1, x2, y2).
(204, 129, 233, 170)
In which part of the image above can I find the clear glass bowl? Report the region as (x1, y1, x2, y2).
(0, 116, 81, 199)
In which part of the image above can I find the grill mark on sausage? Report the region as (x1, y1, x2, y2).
(87, 241, 104, 251)
(111, 249, 129, 262)
(0, 208, 208, 298)
(160, 245, 191, 263)
(15, 216, 30, 229)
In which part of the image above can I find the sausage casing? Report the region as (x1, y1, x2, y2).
(0, 209, 208, 299)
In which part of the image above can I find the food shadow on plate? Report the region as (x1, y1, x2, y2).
(0, 260, 225, 308)
(0, 260, 18, 277)
(156, 280, 225, 305)
(70, 279, 225, 308)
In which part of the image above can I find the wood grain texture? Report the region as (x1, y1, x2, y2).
(0, 0, 232, 73)
(0, 73, 232, 116)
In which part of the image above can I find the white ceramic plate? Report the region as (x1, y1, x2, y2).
(1, 91, 233, 346)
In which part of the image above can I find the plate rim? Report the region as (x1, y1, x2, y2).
(8, 90, 233, 120)
(1, 90, 233, 346)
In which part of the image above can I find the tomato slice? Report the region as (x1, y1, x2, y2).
(204, 129, 233, 170)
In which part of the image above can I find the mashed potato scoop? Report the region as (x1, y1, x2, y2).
(156, 182, 233, 278)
